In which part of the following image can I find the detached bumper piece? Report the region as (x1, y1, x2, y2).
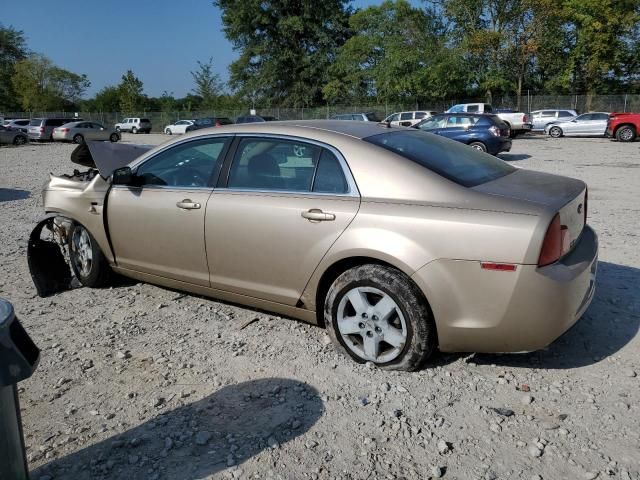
(28, 216, 73, 297)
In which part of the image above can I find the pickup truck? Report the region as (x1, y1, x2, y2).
(606, 112, 639, 142)
(446, 103, 532, 137)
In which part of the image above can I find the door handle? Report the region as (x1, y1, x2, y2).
(176, 199, 201, 210)
(301, 209, 335, 222)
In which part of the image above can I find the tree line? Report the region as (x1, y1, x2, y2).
(2, 0, 639, 113)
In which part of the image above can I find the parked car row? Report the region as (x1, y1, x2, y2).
(163, 115, 277, 135)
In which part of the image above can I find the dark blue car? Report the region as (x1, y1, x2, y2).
(413, 113, 512, 155)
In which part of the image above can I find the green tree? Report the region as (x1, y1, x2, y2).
(117, 70, 144, 113)
(0, 24, 28, 111)
(325, 0, 463, 105)
(191, 58, 224, 109)
(215, 0, 351, 107)
(560, 0, 640, 108)
(11, 53, 90, 111)
(92, 86, 121, 111)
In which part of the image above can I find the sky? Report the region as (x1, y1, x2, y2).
(1, 0, 415, 98)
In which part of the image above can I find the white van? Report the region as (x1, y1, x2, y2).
(382, 111, 439, 127)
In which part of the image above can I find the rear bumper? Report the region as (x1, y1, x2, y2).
(411, 225, 598, 353)
(52, 132, 72, 141)
(488, 137, 512, 155)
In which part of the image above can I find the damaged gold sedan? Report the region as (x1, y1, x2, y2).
(29, 121, 598, 370)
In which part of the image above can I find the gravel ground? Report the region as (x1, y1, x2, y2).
(1, 132, 639, 480)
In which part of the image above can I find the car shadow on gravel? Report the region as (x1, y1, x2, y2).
(469, 261, 640, 369)
(31, 378, 323, 480)
(0, 187, 30, 202)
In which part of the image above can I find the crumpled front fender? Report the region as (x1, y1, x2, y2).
(27, 215, 73, 297)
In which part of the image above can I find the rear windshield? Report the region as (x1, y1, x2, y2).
(364, 130, 515, 187)
(365, 113, 381, 122)
(29, 119, 43, 126)
(45, 119, 68, 127)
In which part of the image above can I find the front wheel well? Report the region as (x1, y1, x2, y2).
(314, 256, 431, 328)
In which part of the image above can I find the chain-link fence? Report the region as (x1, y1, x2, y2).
(4, 94, 639, 132)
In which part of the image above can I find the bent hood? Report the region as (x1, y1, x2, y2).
(71, 141, 153, 177)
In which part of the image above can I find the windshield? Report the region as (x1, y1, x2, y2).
(364, 130, 515, 187)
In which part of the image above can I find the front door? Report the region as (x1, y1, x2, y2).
(205, 136, 360, 305)
(107, 136, 231, 286)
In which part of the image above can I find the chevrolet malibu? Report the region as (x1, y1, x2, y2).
(28, 121, 597, 371)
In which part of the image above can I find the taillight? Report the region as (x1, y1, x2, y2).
(60, 128, 69, 132)
(215, 121, 221, 127)
(523, 114, 528, 123)
(489, 125, 500, 137)
(538, 214, 563, 266)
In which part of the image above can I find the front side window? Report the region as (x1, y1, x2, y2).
(136, 137, 228, 188)
(575, 114, 592, 122)
(417, 116, 447, 130)
(364, 130, 515, 187)
(228, 138, 320, 192)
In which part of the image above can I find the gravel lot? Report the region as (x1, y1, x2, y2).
(1, 132, 639, 480)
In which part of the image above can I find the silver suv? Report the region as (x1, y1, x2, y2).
(115, 117, 152, 134)
(28, 117, 80, 141)
(530, 109, 577, 131)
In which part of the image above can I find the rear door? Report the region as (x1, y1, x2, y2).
(398, 112, 413, 127)
(438, 115, 475, 141)
(107, 136, 231, 286)
(205, 135, 360, 305)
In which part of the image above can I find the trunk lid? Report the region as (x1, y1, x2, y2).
(473, 168, 587, 252)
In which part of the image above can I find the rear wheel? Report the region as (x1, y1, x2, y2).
(68, 223, 111, 287)
(165, 128, 172, 135)
(73, 134, 84, 144)
(109, 133, 119, 142)
(13, 135, 27, 146)
(132, 127, 138, 134)
(616, 125, 636, 142)
(468, 141, 487, 152)
(324, 264, 436, 371)
(549, 126, 563, 138)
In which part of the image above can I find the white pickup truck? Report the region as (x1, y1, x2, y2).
(445, 103, 532, 137)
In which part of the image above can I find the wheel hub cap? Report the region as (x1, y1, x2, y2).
(336, 287, 407, 363)
(72, 228, 93, 277)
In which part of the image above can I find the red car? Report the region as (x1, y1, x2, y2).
(606, 112, 639, 142)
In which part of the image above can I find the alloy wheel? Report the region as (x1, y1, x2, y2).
(71, 227, 93, 277)
(336, 286, 407, 363)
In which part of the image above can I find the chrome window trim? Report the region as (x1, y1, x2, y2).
(220, 133, 360, 198)
(125, 132, 360, 198)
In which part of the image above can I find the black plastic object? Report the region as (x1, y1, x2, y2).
(0, 299, 40, 480)
(28, 215, 73, 297)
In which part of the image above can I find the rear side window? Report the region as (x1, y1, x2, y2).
(364, 130, 515, 187)
(141, 118, 150, 123)
(313, 150, 348, 194)
(228, 138, 320, 191)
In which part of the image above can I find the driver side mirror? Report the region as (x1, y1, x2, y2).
(112, 166, 134, 185)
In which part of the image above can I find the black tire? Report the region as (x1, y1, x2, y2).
(549, 126, 563, 138)
(109, 133, 119, 142)
(468, 141, 487, 152)
(13, 135, 27, 146)
(68, 223, 111, 288)
(165, 128, 172, 135)
(73, 134, 84, 144)
(324, 264, 437, 371)
(132, 127, 138, 134)
(616, 125, 636, 142)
